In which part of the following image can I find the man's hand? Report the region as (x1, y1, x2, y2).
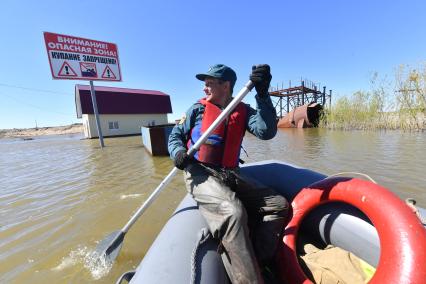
(174, 150, 192, 170)
(250, 64, 272, 96)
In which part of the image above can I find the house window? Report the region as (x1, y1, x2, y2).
(109, 121, 119, 130)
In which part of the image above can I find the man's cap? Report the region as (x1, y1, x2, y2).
(196, 64, 237, 87)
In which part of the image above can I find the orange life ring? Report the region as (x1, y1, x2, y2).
(277, 177, 426, 284)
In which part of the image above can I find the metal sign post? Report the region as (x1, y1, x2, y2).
(89, 81, 105, 148)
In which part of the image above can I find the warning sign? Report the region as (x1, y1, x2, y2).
(44, 32, 122, 81)
(101, 65, 117, 79)
(58, 61, 77, 77)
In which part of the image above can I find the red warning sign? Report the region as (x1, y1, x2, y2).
(80, 62, 97, 78)
(58, 61, 78, 77)
(101, 65, 117, 79)
(44, 32, 122, 81)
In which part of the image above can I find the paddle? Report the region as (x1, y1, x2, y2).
(95, 80, 255, 264)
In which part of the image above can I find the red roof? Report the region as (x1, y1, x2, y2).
(75, 85, 172, 118)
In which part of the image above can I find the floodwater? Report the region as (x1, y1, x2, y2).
(0, 129, 425, 283)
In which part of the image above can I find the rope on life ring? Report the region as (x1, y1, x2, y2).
(277, 177, 426, 284)
(405, 198, 426, 225)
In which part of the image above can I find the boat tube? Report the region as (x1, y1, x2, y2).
(121, 160, 426, 284)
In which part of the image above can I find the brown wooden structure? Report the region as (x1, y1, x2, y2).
(269, 80, 332, 118)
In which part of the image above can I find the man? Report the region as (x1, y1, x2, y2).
(168, 64, 288, 283)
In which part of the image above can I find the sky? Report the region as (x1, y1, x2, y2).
(0, 0, 425, 129)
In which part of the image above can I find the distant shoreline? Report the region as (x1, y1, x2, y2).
(0, 123, 83, 139)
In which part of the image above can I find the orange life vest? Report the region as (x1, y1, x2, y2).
(187, 99, 247, 168)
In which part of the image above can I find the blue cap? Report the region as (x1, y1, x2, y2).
(196, 64, 237, 88)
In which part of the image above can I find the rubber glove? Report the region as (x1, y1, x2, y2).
(174, 150, 192, 170)
(250, 64, 272, 96)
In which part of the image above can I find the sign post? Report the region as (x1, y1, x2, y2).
(89, 81, 104, 147)
(43, 32, 122, 148)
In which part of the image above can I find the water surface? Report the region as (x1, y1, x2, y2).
(0, 129, 424, 283)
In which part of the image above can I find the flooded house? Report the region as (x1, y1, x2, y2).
(75, 85, 172, 138)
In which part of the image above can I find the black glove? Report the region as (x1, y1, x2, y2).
(249, 64, 272, 96)
(174, 150, 192, 170)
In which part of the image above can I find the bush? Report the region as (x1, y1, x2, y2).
(320, 64, 426, 130)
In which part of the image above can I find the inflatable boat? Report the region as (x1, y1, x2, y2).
(117, 160, 426, 284)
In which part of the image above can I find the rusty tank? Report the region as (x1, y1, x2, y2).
(277, 102, 323, 128)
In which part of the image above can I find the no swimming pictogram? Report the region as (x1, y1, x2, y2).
(101, 65, 117, 79)
(58, 61, 77, 77)
(80, 62, 97, 78)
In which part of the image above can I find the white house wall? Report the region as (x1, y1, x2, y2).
(82, 114, 168, 138)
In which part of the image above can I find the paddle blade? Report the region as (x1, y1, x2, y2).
(95, 230, 125, 264)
